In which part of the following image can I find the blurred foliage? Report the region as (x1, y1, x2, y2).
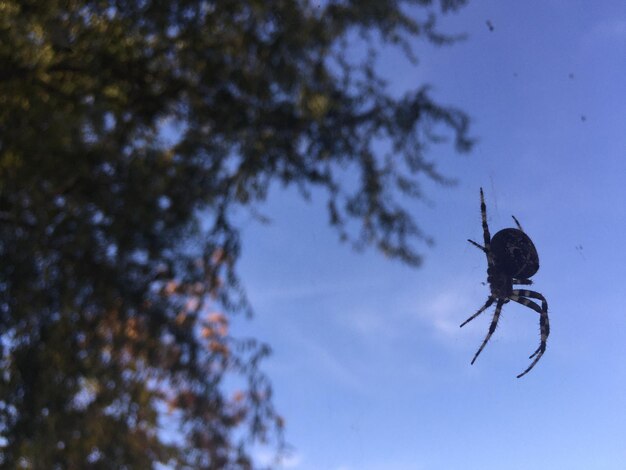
(0, 0, 471, 468)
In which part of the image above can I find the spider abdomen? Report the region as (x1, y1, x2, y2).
(491, 228, 539, 278)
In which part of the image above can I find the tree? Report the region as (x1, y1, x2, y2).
(0, 0, 471, 468)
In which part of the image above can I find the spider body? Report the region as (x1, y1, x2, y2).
(461, 188, 549, 378)
(490, 228, 539, 279)
(487, 228, 539, 298)
(486, 265, 513, 299)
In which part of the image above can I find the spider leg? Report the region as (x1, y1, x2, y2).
(460, 296, 495, 328)
(528, 346, 542, 360)
(470, 299, 505, 364)
(512, 297, 550, 379)
(512, 278, 533, 285)
(520, 289, 549, 359)
(480, 188, 492, 251)
(510, 290, 549, 378)
(511, 215, 524, 232)
(467, 239, 486, 252)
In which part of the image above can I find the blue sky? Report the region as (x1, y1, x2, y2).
(232, 1, 626, 469)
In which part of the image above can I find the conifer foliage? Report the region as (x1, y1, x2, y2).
(0, 0, 470, 467)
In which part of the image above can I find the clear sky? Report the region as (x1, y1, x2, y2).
(233, 1, 626, 469)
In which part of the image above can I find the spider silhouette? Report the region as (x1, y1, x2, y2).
(461, 188, 549, 378)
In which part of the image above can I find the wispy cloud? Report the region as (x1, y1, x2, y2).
(581, 19, 626, 53)
(248, 278, 379, 306)
(268, 317, 368, 394)
(331, 277, 479, 342)
(417, 289, 471, 338)
(342, 305, 406, 343)
(334, 279, 486, 353)
(280, 453, 303, 469)
(591, 19, 626, 38)
(255, 448, 303, 469)
(397, 281, 484, 344)
(419, 285, 539, 342)
(296, 333, 367, 392)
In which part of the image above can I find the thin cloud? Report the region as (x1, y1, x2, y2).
(299, 335, 366, 392)
(420, 289, 470, 338)
(581, 19, 626, 53)
(273, 320, 368, 394)
(592, 19, 626, 38)
(342, 306, 405, 343)
(255, 448, 303, 469)
(248, 278, 379, 306)
(335, 281, 478, 345)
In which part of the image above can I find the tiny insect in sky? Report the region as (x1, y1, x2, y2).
(461, 188, 549, 378)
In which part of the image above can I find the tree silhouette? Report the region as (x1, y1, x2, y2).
(0, 0, 471, 468)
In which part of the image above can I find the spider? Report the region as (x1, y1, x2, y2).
(461, 188, 549, 378)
